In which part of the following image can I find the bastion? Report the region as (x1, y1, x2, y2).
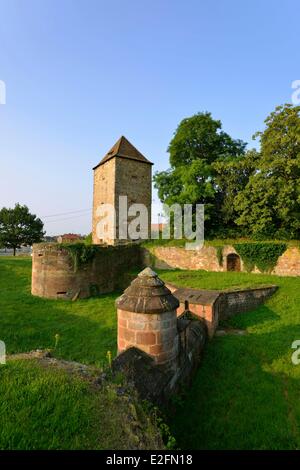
(31, 242, 142, 300)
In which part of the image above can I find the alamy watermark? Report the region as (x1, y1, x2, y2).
(291, 340, 300, 365)
(0, 340, 6, 365)
(0, 80, 6, 105)
(95, 196, 204, 250)
(291, 80, 300, 105)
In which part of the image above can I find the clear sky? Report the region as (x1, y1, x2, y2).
(0, 0, 299, 235)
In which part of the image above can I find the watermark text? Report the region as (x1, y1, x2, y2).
(0, 80, 6, 105)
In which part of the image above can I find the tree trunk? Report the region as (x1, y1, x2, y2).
(13, 247, 16, 256)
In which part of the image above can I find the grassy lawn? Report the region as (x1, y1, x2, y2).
(0, 257, 162, 450)
(0, 359, 162, 450)
(0, 257, 117, 365)
(142, 238, 300, 248)
(2, 257, 300, 449)
(160, 269, 300, 450)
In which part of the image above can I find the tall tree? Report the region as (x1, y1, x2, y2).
(235, 104, 300, 238)
(154, 112, 246, 235)
(0, 204, 44, 255)
(212, 149, 260, 230)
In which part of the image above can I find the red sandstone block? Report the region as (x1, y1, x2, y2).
(118, 327, 136, 342)
(156, 328, 177, 344)
(136, 331, 156, 345)
(149, 344, 164, 354)
(123, 340, 132, 350)
(146, 321, 161, 330)
(205, 305, 213, 316)
(118, 309, 132, 320)
(176, 305, 185, 317)
(118, 318, 127, 328)
(128, 321, 146, 330)
(118, 339, 126, 350)
(139, 344, 151, 354)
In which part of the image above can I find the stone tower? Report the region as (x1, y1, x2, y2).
(92, 136, 153, 245)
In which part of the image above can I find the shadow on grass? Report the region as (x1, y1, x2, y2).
(220, 305, 281, 330)
(169, 321, 300, 450)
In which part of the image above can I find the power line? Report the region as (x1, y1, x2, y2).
(45, 213, 92, 223)
(41, 208, 92, 218)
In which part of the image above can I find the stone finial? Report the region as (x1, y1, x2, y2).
(115, 267, 179, 314)
(138, 267, 157, 277)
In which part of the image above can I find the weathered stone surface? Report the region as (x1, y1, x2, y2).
(113, 313, 207, 406)
(115, 270, 208, 402)
(116, 269, 180, 366)
(113, 347, 174, 405)
(216, 285, 278, 320)
(143, 245, 300, 277)
(116, 267, 179, 314)
(92, 136, 153, 245)
(117, 308, 178, 365)
(273, 247, 300, 276)
(173, 285, 278, 337)
(31, 243, 142, 299)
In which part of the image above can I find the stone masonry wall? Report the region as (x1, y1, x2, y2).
(173, 285, 276, 337)
(273, 247, 300, 276)
(216, 286, 278, 320)
(117, 309, 178, 365)
(32, 243, 142, 299)
(92, 158, 116, 245)
(115, 158, 152, 242)
(92, 157, 152, 246)
(143, 245, 300, 277)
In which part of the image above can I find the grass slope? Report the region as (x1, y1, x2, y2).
(160, 269, 300, 450)
(0, 257, 117, 365)
(2, 258, 300, 449)
(0, 359, 162, 450)
(0, 258, 163, 450)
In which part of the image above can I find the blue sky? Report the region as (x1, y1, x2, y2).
(0, 0, 299, 235)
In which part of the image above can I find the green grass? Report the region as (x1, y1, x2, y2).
(159, 269, 300, 450)
(0, 359, 162, 450)
(2, 257, 300, 449)
(0, 257, 162, 450)
(142, 238, 300, 248)
(0, 257, 117, 366)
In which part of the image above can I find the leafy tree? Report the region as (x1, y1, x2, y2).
(235, 104, 300, 238)
(84, 232, 93, 245)
(213, 149, 260, 230)
(154, 112, 246, 235)
(0, 204, 44, 255)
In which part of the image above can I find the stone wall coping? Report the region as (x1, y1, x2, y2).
(173, 288, 221, 305)
(172, 284, 278, 306)
(221, 285, 278, 294)
(32, 242, 139, 251)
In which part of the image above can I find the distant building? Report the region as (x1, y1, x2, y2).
(57, 233, 83, 244)
(151, 223, 166, 233)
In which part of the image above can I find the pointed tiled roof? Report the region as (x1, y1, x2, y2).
(93, 136, 153, 169)
(115, 267, 179, 314)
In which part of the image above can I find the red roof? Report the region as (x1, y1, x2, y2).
(60, 234, 81, 240)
